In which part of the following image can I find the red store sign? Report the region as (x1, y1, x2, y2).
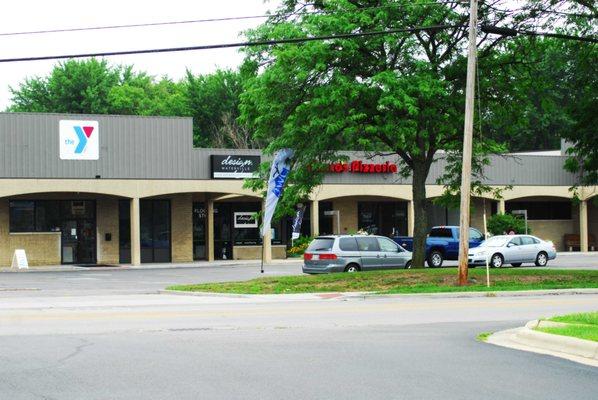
(328, 160, 398, 174)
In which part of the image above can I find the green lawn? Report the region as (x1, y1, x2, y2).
(536, 312, 598, 342)
(167, 268, 598, 295)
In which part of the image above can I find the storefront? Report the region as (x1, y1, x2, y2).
(0, 112, 595, 267)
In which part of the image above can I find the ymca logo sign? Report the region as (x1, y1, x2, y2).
(59, 120, 99, 160)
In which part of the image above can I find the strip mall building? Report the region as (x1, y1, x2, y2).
(1, 113, 596, 267)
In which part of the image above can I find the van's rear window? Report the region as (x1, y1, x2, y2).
(307, 238, 335, 252)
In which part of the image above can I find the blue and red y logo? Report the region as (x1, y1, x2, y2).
(59, 120, 99, 160)
(73, 126, 94, 153)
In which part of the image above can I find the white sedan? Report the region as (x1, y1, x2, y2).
(468, 235, 557, 268)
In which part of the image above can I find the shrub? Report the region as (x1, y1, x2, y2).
(487, 213, 530, 235)
(287, 235, 313, 257)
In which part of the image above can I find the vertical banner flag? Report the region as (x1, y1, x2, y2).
(291, 203, 306, 240)
(261, 148, 294, 238)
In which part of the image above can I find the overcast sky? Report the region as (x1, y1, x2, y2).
(0, 0, 277, 110)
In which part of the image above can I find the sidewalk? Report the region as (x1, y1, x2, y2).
(0, 258, 303, 273)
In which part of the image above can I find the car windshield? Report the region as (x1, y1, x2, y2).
(307, 238, 335, 252)
(480, 237, 509, 247)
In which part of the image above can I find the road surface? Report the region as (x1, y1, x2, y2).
(0, 286, 596, 399)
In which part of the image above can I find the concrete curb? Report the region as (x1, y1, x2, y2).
(345, 288, 598, 300)
(160, 288, 598, 301)
(487, 320, 598, 367)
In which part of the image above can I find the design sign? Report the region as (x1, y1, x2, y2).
(234, 212, 258, 228)
(211, 155, 260, 179)
(59, 120, 99, 160)
(328, 160, 398, 174)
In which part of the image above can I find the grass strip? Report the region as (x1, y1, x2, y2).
(536, 325, 598, 342)
(167, 268, 598, 295)
(548, 311, 598, 326)
(534, 311, 598, 342)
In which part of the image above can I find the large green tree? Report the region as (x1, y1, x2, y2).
(9, 58, 123, 114)
(240, 0, 553, 268)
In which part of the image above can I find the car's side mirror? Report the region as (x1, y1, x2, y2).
(507, 243, 515, 247)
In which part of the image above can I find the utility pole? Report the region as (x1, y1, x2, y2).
(457, 0, 478, 286)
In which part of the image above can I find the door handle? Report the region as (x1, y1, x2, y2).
(383, 254, 387, 258)
(376, 254, 380, 258)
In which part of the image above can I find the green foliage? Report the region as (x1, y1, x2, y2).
(287, 235, 313, 257)
(487, 213, 529, 235)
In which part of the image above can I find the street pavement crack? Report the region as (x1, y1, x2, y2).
(56, 338, 94, 365)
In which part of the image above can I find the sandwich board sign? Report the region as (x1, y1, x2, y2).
(11, 249, 29, 269)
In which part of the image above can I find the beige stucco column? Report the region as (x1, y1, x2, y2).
(262, 229, 272, 263)
(206, 196, 214, 262)
(580, 199, 588, 252)
(262, 200, 272, 263)
(130, 197, 141, 266)
(407, 200, 415, 236)
(498, 199, 506, 214)
(310, 200, 319, 237)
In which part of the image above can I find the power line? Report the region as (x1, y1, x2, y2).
(482, 25, 597, 43)
(0, 1, 468, 37)
(0, 15, 271, 37)
(0, 24, 461, 63)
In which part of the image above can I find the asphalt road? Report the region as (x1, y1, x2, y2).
(0, 293, 597, 399)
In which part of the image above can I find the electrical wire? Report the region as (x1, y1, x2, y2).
(0, 24, 462, 63)
(0, 1, 469, 37)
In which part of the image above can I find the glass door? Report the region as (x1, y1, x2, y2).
(61, 218, 96, 264)
(193, 202, 206, 260)
(140, 200, 171, 263)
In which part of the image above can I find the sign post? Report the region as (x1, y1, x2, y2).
(11, 249, 29, 269)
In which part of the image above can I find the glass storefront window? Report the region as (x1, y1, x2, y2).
(358, 201, 408, 237)
(9, 201, 35, 232)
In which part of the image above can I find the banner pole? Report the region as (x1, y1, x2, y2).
(260, 240, 265, 274)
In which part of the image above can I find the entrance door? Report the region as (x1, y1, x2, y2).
(214, 204, 232, 260)
(61, 219, 96, 264)
(193, 202, 207, 260)
(140, 200, 171, 263)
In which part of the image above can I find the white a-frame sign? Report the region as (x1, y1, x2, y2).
(11, 249, 29, 269)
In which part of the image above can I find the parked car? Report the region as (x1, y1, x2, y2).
(302, 235, 412, 274)
(468, 234, 557, 268)
(393, 226, 484, 268)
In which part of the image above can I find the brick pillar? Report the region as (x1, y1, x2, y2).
(310, 200, 319, 237)
(171, 194, 193, 262)
(130, 198, 141, 266)
(580, 199, 588, 252)
(498, 199, 506, 214)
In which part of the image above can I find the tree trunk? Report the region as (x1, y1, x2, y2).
(411, 160, 430, 268)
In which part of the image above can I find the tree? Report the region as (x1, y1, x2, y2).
(184, 69, 249, 147)
(9, 59, 123, 114)
(240, 0, 548, 268)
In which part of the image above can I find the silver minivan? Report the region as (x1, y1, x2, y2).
(302, 235, 412, 274)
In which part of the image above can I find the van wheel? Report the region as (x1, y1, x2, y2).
(511, 263, 522, 267)
(535, 252, 548, 267)
(427, 251, 444, 268)
(344, 264, 360, 273)
(404, 261, 412, 269)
